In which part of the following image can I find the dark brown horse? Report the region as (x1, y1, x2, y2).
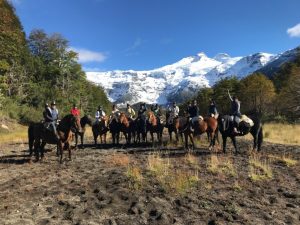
(75, 115, 93, 148)
(92, 116, 109, 145)
(147, 112, 164, 145)
(28, 114, 82, 163)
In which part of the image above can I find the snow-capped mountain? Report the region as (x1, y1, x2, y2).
(86, 46, 299, 105)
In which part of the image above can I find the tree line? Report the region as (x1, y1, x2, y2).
(180, 53, 300, 122)
(0, 0, 110, 123)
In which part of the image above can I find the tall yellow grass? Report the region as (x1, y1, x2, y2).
(0, 126, 28, 144)
(263, 123, 300, 145)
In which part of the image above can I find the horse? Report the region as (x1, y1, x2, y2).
(147, 112, 164, 145)
(118, 113, 137, 145)
(201, 117, 219, 150)
(74, 115, 93, 148)
(92, 116, 109, 145)
(136, 115, 147, 143)
(28, 114, 82, 163)
(218, 115, 263, 154)
(109, 117, 121, 145)
(166, 115, 182, 143)
(168, 116, 219, 150)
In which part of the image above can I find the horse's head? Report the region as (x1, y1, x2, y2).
(148, 112, 157, 126)
(119, 113, 129, 128)
(81, 115, 93, 127)
(72, 115, 83, 133)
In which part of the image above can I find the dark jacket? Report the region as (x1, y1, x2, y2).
(43, 107, 53, 122)
(231, 100, 241, 116)
(208, 105, 218, 115)
(188, 105, 199, 117)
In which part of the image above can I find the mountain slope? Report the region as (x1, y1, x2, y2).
(86, 46, 299, 105)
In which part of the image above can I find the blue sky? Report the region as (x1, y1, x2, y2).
(11, 0, 300, 71)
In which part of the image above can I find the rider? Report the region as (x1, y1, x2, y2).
(126, 103, 136, 120)
(188, 100, 199, 132)
(138, 102, 147, 131)
(95, 105, 106, 124)
(70, 103, 80, 117)
(167, 102, 179, 124)
(110, 104, 120, 122)
(208, 99, 218, 118)
(227, 89, 241, 134)
(151, 104, 161, 124)
(43, 101, 59, 138)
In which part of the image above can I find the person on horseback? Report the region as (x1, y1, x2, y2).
(151, 104, 161, 124)
(95, 106, 106, 124)
(227, 89, 241, 134)
(167, 102, 179, 125)
(110, 104, 120, 122)
(187, 100, 199, 132)
(208, 98, 218, 118)
(70, 103, 80, 117)
(43, 101, 59, 139)
(126, 103, 136, 120)
(138, 102, 147, 131)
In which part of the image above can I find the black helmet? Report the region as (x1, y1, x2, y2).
(45, 103, 49, 107)
(51, 101, 56, 106)
(127, 103, 130, 107)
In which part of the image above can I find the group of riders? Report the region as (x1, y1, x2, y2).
(42, 89, 243, 139)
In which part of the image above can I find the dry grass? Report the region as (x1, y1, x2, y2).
(147, 153, 199, 195)
(207, 155, 237, 177)
(263, 123, 300, 145)
(0, 124, 27, 144)
(268, 153, 298, 167)
(249, 154, 272, 181)
(126, 165, 143, 190)
(185, 153, 200, 169)
(106, 153, 130, 167)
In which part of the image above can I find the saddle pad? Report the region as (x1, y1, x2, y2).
(240, 115, 254, 127)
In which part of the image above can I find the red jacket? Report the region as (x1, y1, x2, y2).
(71, 108, 80, 117)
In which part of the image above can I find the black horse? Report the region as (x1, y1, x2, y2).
(109, 118, 121, 145)
(136, 116, 147, 143)
(74, 115, 93, 148)
(28, 114, 82, 162)
(218, 115, 263, 154)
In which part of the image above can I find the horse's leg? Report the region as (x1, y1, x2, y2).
(81, 132, 84, 147)
(40, 141, 46, 161)
(222, 135, 227, 154)
(184, 133, 188, 150)
(75, 133, 78, 148)
(34, 138, 40, 161)
(189, 133, 194, 150)
(257, 127, 263, 152)
(59, 142, 63, 163)
(230, 136, 238, 154)
(68, 142, 72, 161)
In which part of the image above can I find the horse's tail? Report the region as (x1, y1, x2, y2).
(28, 124, 34, 155)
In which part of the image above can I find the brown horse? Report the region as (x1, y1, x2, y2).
(147, 112, 163, 145)
(169, 116, 218, 150)
(119, 113, 136, 144)
(92, 116, 109, 145)
(28, 114, 82, 163)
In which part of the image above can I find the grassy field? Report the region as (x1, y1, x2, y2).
(263, 123, 300, 145)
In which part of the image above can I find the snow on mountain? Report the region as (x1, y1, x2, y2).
(86, 47, 299, 105)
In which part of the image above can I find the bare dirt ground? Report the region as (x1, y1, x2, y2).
(0, 134, 299, 225)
